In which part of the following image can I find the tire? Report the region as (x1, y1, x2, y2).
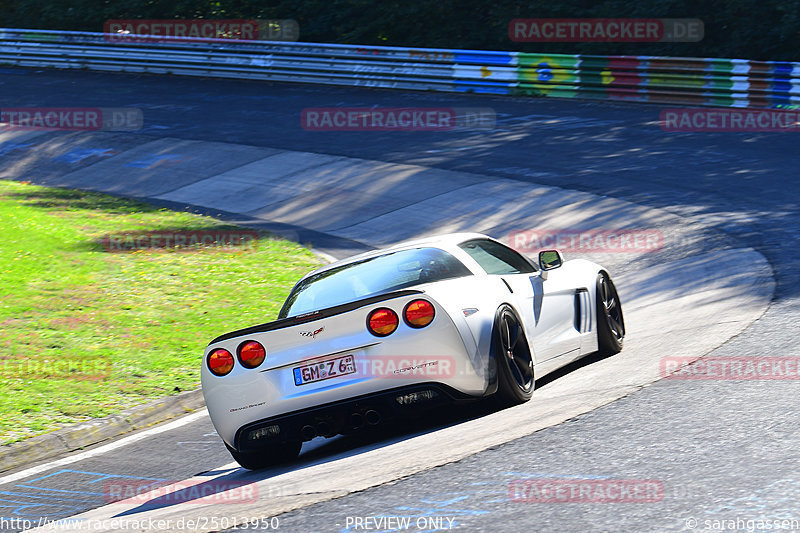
(596, 272, 625, 356)
(225, 441, 301, 470)
(492, 305, 535, 406)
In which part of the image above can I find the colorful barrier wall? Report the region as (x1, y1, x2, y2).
(1, 29, 798, 109)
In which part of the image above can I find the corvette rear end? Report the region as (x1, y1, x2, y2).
(201, 288, 486, 457)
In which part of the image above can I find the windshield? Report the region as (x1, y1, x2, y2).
(279, 247, 472, 318)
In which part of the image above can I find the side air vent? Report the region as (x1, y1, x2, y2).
(575, 288, 591, 333)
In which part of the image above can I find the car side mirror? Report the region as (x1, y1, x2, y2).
(538, 250, 564, 280)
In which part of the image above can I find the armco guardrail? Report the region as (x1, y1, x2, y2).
(1, 28, 798, 108)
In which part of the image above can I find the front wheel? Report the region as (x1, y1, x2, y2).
(226, 441, 301, 470)
(492, 305, 535, 406)
(596, 272, 625, 356)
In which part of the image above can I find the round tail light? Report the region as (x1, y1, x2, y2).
(367, 308, 399, 337)
(208, 348, 235, 376)
(404, 299, 435, 328)
(238, 340, 266, 369)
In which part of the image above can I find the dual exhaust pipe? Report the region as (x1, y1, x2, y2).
(351, 409, 382, 429)
(300, 409, 381, 440)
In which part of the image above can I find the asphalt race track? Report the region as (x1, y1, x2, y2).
(1, 67, 798, 533)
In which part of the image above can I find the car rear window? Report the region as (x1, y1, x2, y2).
(458, 239, 537, 275)
(279, 247, 471, 318)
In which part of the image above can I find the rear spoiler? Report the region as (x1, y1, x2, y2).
(208, 289, 424, 345)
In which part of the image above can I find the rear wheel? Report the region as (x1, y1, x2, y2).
(226, 441, 301, 470)
(596, 272, 625, 356)
(492, 306, 535, 406)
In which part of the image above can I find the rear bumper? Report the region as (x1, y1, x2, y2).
(234, 382, 476, 452)
(203, 290, 490, 447)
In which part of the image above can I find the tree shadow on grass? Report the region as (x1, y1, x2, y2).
(3, 184, 275, 253)
(3, 183, 165, 215)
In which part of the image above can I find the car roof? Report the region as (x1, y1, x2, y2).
(299, 232, 492, 281)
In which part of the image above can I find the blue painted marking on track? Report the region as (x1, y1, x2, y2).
(336, 481, 508, 532)
(417, 495, 471, 506)
(53, 148, 118, 163)
(0, 469, 168, 519)
(504, 471, 612, 479)
(704, 478, 800, 517)
(51, 469, 163, 483)
(14, 485, 105, 496)
(25, 468, 164, 482)
(0, 491, 94, 502)
(125, 154, 187, 169)
(0, 142, 34, 156)
(0, 497, 32, 505)
(20, 469, 163, 495)
(0, 497, 85, 518)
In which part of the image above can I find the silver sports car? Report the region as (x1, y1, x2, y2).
(201, 233, 624, 469)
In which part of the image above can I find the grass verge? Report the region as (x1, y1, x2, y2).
(0, 180, 323, 444)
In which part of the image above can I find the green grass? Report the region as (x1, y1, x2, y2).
(0, 180, 323, 444)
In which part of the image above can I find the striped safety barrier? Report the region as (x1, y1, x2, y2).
(1, 28, 798, 108)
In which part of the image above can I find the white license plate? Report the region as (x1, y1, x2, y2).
(293, 354, 356, 386)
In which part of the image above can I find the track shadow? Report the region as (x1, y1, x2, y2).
(111, 348, 617, 518)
